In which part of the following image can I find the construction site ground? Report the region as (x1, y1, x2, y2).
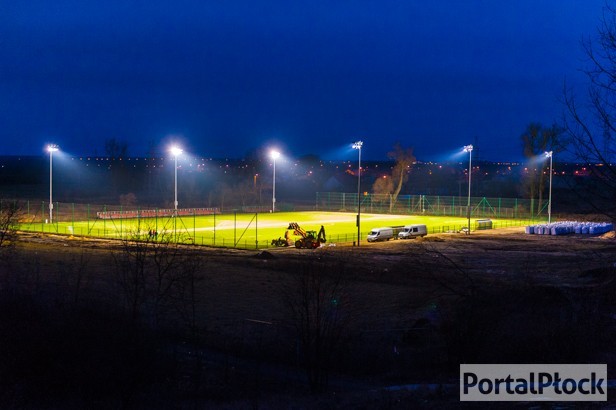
(3, 227, 616, 407)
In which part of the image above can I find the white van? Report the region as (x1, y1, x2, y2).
(367, 227, 394, 242)
(398, 224, 427, 239)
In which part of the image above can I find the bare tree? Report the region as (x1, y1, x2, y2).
(172, 252, 205, 342)
(520, 123, 563, 215)
(149, 232, 187, 326)
(412, 244, 482, 368)
(119, 193, 138, 207)
(371, 175, 394, 210)
(113, 223, 151, 321)
(234, 180, 256, 207)
(103, 138, 131, 196)
(563, 4, 616, 218)
(104, 137, 129, 158)
(0, 200, 20, 252)
(60, 249, 91, 306)
(0, 201, 23, 292)
(371, 143, 416, 212)
(112, 219, 194, 325)
(280, 256, 353, 393)
(214, 182, 233, 211)
(388, 143, 416, 210)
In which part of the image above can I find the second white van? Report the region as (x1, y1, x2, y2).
(398, 224, 427, 239)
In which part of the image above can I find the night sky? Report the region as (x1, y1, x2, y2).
(0, 1, 606, 161)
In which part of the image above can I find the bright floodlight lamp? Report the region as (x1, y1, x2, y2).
(352, 141, 363, 246)
(545, 151, 553, 224)
(270, 150, 281, 212)
(463, 144, 473, 234)
(47, 144, 59, 224)
(171, 146, 183, 157)
(170, 146, 183, 211)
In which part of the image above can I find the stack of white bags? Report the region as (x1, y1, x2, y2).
(525, 221, 614, 236)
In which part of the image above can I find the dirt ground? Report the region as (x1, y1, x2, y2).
(2, 227, 616, 407)
(16, 225, 616, 275)
(8, 226, 616, 350)
(7, 226, 616, 347)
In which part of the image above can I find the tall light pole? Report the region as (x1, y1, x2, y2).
(47, 144, 59, 223)
(463, 144, 473, 234)
(545, 151, 553, 224)
(270, 150, 280, 212)
(352, 141, 363, 246)
(170, 146, 183, 213)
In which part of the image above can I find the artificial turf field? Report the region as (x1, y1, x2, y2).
(19, 211, 528, 248)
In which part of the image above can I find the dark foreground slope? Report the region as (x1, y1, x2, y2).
(0, 229, 615, 408)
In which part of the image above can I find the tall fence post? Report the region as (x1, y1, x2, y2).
(120, 205, 123, 239)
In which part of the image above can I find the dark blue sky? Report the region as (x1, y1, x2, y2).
(0, 1, 606, 161)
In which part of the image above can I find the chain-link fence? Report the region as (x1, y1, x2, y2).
(9, 199, 266, 248)
(3, 197, 535, 250)
(316, 192, 535, 219)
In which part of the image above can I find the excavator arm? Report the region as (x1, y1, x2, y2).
(287, 222, 307, 238)
(317, 225, 326, 243)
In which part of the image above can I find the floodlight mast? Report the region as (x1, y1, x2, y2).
(545, 151, 553, 224)
(170, 146, 183, 213)
(352, 141, 363, 246)
(270, 150, 281, 212)
(463, 144, 473, 234)
(47, 144, 59, 223)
